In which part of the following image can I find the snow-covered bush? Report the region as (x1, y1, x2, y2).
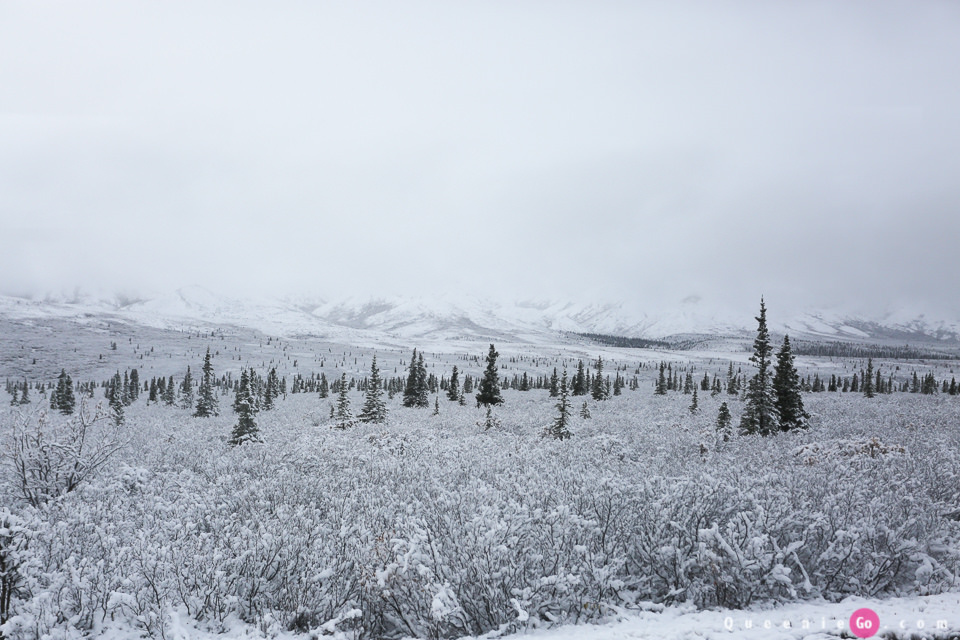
(2, 392, 959, 638)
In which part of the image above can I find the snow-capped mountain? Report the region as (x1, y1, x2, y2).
(2, 286, 959, 346)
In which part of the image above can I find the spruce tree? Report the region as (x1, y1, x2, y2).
(863, 358, 875, 398)
(163, 375, 176, 405)
(334, 372, 354, 429)
(318, 373, 329, 398)
(403, 349, 420, 407)
(591, 356, 609, 401)
(549, 367, 559, 397)
(18, 379, 30, 405)
(689, 387, 699, 414)
(476, 344, 504, 407)
(415, 352, 429, 407)
(545, 369, 572, 440)
(771, 334, 808, 432)
(229, 369, 260, 445)
(572, 360, 587, 396)
(359, 355, 387, 424)
(739, 298, 779, 436)
(655, 362, 667, 395)
(108, 372, 124, 426)
(180, 366, 194, 410)
(446, 365, 460, 401)
(56, 369, 76, 415)
(9, 385, 18, 406)
(262, 367, 279, 411)
(194, 348, 220, 417)
(716, 402, 732, 441)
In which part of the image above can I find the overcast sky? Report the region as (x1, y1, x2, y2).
(1, 1, 959, 314)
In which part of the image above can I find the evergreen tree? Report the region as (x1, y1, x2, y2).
(56, 369, 76, 415)
(689, 387, 699, 414)
(863, 358, 875, 398)
(772, 335, 808, 431)
(180, 366, 194, 410)
(591, 356, 609, 401)
(18, 379, 30, 405)
(716, 402, 732, 441)
(415, 351, 429, 407)
(403, 349, 421, 407)
(148, 378, 158, 404)
(108, 372, 124, 426)
(129, 369, 140, 401)
(262, 367, 279, 411)
(359, 355, 387, 424)
(194, 348, 220, 417)
(572, 360, 587, 396)
(446, 365, 460, 401)
(548, 367, 559, 398)
(476, 344, 504, 407)
(334, 372, 354, 429)
(229, 369, 260, 445)
(163, 375, 176, 405)
(545, 369, 572, 440)
(655, 362, 667, 395)
(739, 298, 779, 436)
(9, 385, 18, 406)
(433, 395, 440, 416)
(579, 401, 591, 419)
(318, 373, 329, 398)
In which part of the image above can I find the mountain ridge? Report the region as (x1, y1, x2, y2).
(2, 286, 958, 346)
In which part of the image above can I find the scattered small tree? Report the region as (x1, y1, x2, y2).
(194, 348, 219, 417)
(229, 369, 260, 445)
(359, 355, 387, 424)
(334, 373, 354, 429)
(476, 344, 504, 407)
(716, 401, 732, 441)
(545, 369, 572, 440)
(739, 298, 779, 436)
(772, 335, 809, 431)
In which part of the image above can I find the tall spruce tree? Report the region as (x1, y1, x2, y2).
(655, 362, 667, 395)
(56, 369, 76, 415)
(739, 298, 779, 436)
(262, 367, 280, 411)
(549, 367, 559, 397)
(194, 348, 219, 417)
(545, 369, 572, 440)
(403, 349, 421, 407)
(863, 358, 875, 398)
(163, 375, 176, 405)
(415, 352, 429, 407)
(572, 360, 587, 396)
(108, 371, 124, 426)
(229, 368, 260, 445)
(359, 355, 387, 423)
(476, 344, 504, 406)
(772, 335, 808, 431)
(591, 356, 609, 401)
(334, 372, 354, 429)
(180, 366, 194, 410)
(19, 378, 30, 405)
(446, 365, 460, 401)
(716, 402, 732, 441)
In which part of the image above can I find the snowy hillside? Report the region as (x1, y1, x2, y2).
(2, 287, 959, 345)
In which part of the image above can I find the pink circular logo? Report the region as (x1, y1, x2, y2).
(850, 608, 880, 638)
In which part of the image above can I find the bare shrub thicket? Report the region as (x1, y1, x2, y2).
(2, 393, 959, 639)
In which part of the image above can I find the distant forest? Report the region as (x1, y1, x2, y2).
(789, 340, 958, 361)
(575, 332, 672, 349)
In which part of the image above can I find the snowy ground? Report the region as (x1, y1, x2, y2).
(4, 308, 960, 640)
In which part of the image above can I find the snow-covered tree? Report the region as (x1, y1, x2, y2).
(772, 335, 809, 431)
(359, 355, 387, 424)
(229, 369, 260, 445)
(194, 348, 219, 417)
(545, 369, 572, 440)
(739, 298, 779, 436)
(334, 372, 354, 429)
(476, 344, 504, 407)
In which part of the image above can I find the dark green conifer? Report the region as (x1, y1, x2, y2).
(739, 298, 779, 436)
(772, 335, 809, 432)
(476, 344, 504, 407)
